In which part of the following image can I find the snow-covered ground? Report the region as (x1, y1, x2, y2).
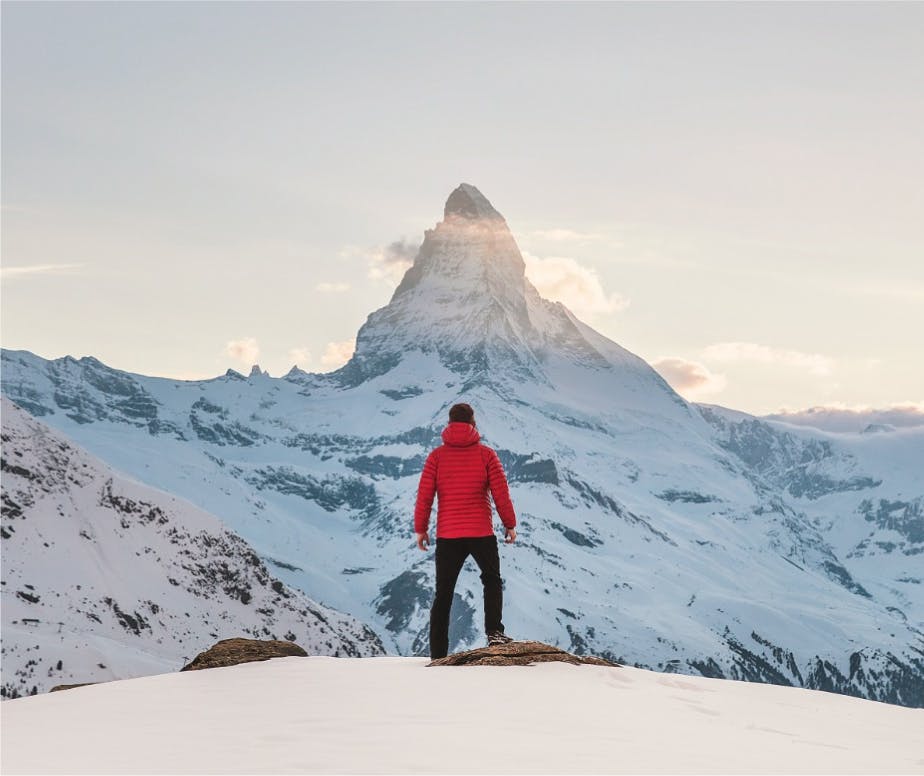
(2, 656, 921, 775)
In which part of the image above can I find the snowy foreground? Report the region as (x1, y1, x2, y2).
(2, 657, 922, 775)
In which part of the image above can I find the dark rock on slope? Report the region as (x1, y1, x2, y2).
(181, 638, 308, 671)
(428, 640, 619, 667)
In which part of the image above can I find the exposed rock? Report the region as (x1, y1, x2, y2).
(443, 183, 503, 221)
(427, 640, 619, 668)
(181, 638, 307, 672)
(50, 683, 97, 693)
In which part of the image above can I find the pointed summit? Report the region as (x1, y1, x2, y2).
(339, 183, 627, 387)
(334, 183, 679, 407)
(444, 183, 504, 221)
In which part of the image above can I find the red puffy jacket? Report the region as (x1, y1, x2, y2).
(414, 422, 517, 539)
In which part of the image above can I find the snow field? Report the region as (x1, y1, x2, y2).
(3, 656, 922, 775)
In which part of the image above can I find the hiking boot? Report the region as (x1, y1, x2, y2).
(487, 631, 514, 647)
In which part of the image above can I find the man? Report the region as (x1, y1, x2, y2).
(414, 402, 517, 659)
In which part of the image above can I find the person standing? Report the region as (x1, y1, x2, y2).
(414, 402, 517, 659)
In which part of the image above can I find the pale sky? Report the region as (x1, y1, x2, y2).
(2, 2, 922, 416)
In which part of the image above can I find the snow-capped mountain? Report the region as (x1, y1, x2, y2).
(0, 397, 384, 698)
(2, 184, 921, 706)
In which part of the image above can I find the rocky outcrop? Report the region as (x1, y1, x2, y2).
(49, 683, 96, 693)
(45, 638, 309, 690)
(427, 640, 619, 667)
(181, 638, 307, 671)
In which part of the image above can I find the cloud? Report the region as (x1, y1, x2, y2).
(225, 337, 260, 365)
(367, 239, 419, 285)
(530, 228, 604, 242)
(316, 282, 351, 293)
(523, 252, 630, 317)
(287, 347, 311, 369)
(1, 263, 84, 278)
(765, 401, 924, 433)
(319, 338, 356, 371)
(702, 341, 834, 376)
(651, 357, 727, 400)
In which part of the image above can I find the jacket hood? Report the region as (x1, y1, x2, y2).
(442, 422, 481, 447)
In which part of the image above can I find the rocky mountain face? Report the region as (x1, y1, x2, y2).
(2, 184, 921, 706)
(344, 183, 617, 387)
(0, 398, 384, 698)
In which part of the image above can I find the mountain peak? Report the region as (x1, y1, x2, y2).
(444, 183, 503, 221)
(340, 183, 652, 387)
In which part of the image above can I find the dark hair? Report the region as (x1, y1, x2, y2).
(449, 403, 475, 424)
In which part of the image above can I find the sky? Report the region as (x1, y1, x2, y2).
(2, 2, 922, 417)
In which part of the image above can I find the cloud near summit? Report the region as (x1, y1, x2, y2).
(367, 239, 418, 285)
(651, 357, 727, 400)
(529, 228, 605, 242)
(523, 253, 629, 317)
(225, 337, 260, 365)
(1, 263, 84, 279)
(357, 239, 630, 322)
(320, 338, 356, 371)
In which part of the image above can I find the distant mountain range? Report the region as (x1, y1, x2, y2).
(2, 184, 921, 705)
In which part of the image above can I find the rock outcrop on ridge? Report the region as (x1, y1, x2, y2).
(182, 638, 308, 671)
(428, 640, 619, 668)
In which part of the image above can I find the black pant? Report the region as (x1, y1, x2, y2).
(430, 535, 505, 659)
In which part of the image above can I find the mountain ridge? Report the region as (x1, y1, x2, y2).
(0, 397, 385, 698)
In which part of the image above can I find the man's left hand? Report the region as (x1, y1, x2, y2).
(416, 532, 430, 551)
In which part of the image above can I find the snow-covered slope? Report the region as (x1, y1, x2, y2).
(0, 397, 384, 698)
(2, 657, 922, 775)
(2, 184, 922, 706)
(699, 404, 923, 623)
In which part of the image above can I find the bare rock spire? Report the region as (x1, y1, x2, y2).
(443, 183, 504, 221)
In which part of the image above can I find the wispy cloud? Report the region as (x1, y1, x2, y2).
(702, 341, 834, 376)
(225, 337, 260, 365)
(319, 338, 356, 370)
(287, 347, 311, 369)
(652, 357, 727, 400)
(367, 239, 418, 285)
(766, 401, 924, 432)
(316, 282, 351, 294)
(523, 252, 629, 317)
(1, 263, 84, 279)
(605, 253, 700, 270)
(530, 228, 605, 242)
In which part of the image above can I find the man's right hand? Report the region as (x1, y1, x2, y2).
(504, 527, 517, 544)
(416, 532, 430, 551)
